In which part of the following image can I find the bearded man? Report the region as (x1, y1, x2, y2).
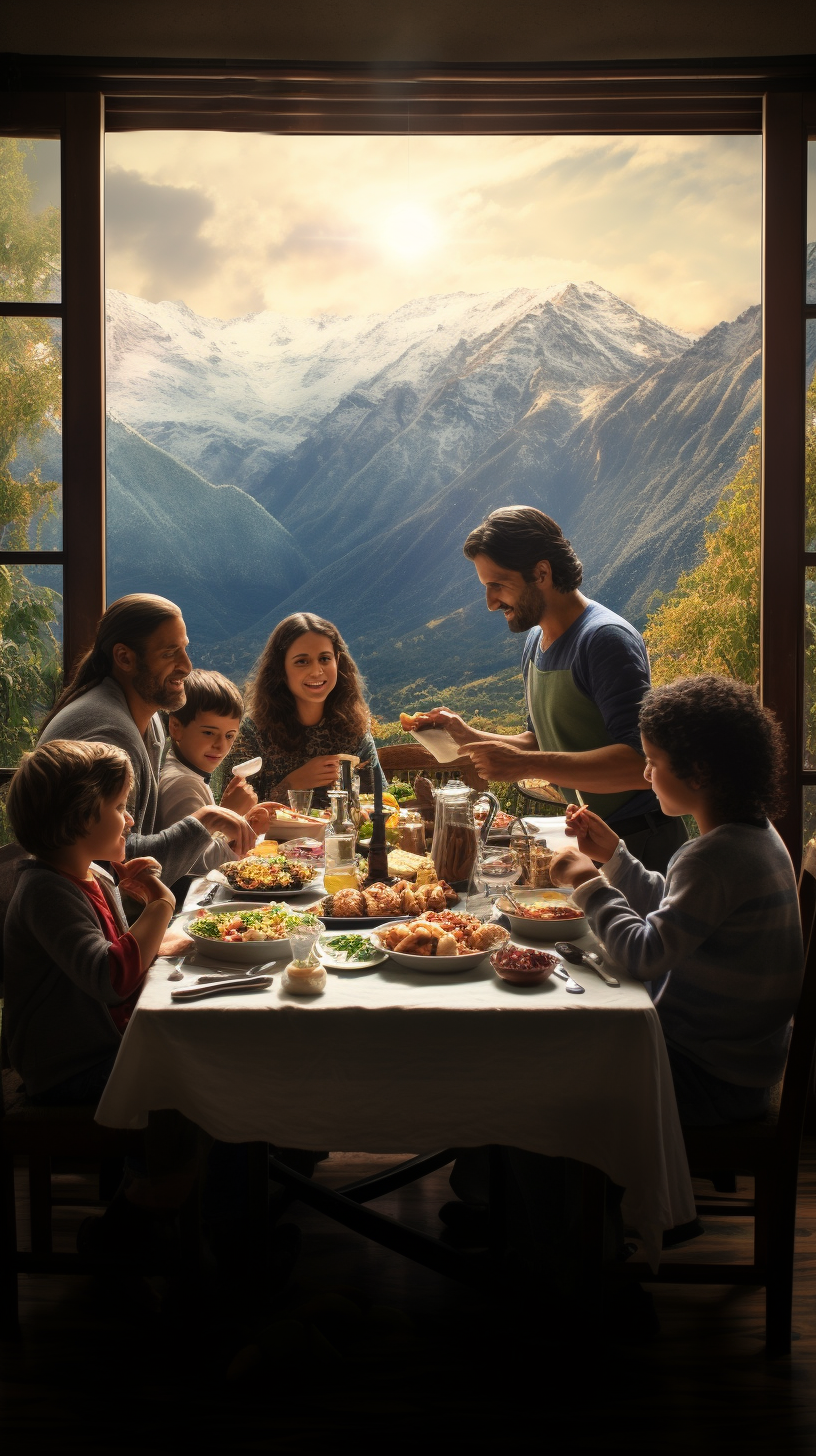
(38, 593, 256, 889)
(425, 506, 686, 872)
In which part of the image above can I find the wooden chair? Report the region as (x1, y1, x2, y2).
(644, 838, 816, 1357)
(377, 743, 488, 793)
(0, 841, 145, 1336)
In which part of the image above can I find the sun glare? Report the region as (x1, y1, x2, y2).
(379, 202, 441, 261)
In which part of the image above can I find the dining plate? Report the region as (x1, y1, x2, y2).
(495, 889, 587, 941)
(370, 925, 508, 974)
(182, 901, 323, 964)
(315, 931, 388, 971)
(220, 880, 324, 900)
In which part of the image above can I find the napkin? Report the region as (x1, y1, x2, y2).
(408, 727, 462, 764)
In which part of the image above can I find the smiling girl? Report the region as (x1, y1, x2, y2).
(221, 612, 385, 808)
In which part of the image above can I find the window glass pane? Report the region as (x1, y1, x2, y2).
(806, 566, 816, 769)
(0, 316, 62, 550)
(804, 787, 816, 849)
(808, 320, 816, 551)
(809, 140, 816, 304)
(0, 138, 60, 304)
(0, 562, 62, 770)
(105, 133, 760, 724)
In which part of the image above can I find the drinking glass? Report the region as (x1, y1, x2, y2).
(478, 848, 522, 906)
(288, 924, 321, 968)
(288, 789, 314, 816)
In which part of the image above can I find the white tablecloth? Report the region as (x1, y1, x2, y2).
(96, 883, 695, 1268)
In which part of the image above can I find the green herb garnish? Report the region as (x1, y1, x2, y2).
(323, 934, 379, 962)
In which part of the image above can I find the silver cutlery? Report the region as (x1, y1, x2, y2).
(171, 974, 273, 1002)
(551, 964, 585, 994)
(195, 883, 219, 907)
(555, 942, 620, 987)
(167, 955, 187, 982)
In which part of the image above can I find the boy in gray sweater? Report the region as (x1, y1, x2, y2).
(551, 674, 803, 1126)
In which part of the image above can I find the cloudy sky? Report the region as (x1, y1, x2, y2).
(29, 133, 816, 335)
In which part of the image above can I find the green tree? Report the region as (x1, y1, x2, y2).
(645, 374, 816, 771)
(0, 138, 62, 764)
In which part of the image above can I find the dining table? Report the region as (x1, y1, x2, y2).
(95, 861, 696, 1281)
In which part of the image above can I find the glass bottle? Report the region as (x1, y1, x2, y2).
(323, 790, 358, 893)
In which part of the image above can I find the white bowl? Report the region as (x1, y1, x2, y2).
(495, 889, 587, 941)
(182, 901, 322, 964)
(266, 814, 329, 843)
(370, 925, 508, 974)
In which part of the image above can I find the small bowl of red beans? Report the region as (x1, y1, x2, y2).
(490, 946, 560, 986)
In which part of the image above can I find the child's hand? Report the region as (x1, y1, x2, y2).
(220, 775, 258, 816)
(245, 804, 271, 833)
(159, 927, 194, 957)
(564, 805, 620, 864)
(113, 857, 174, 907)
(549, 845, 603, 890)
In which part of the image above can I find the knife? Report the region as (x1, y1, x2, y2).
(554, 942, 620, 987)
(551, 965, 585, 995)
(171, 975, 273, 1001)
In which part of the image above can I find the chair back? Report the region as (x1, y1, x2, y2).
(377, 744, 488, 792)
(777, 839, 816, 1150)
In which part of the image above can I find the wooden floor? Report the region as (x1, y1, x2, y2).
(3, 1142, 816, 1454)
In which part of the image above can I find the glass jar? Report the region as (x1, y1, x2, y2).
(324, 791, 358, 893)
(398, 809, 426, 855)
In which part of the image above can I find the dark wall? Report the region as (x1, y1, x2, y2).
(3, 0, 815, 62)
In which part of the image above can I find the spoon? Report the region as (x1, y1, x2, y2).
(167, 956, 187, 982)
(551, 964, 585, 995)
(555, 942, 620, 987)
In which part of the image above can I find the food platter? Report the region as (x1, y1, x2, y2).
(371, 911, 509, 974)
(370, 928, 501, 974)
(182, 901, 322, 964)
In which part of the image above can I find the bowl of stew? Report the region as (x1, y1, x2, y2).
(495, 889, 587, 941)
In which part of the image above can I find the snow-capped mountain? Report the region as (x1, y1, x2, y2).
(105, 281, 690, 508)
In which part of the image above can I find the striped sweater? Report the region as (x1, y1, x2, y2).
(571, 823, 803, 1087)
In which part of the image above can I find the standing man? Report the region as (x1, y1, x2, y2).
(38, 593, 257, 886)
(424, 506, 685, 872)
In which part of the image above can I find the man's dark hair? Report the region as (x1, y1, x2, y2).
(639, 674, 786, 824)
(463, 506, 583, 593)
(169, 669, 244, 727)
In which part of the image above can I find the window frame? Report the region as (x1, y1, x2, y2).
(1, 58, 813, 858)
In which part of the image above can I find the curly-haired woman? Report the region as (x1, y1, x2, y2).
(220, 613, 385, 808)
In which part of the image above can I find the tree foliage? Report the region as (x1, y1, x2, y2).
(645, 373, 816, 780)
(0, 139, 62, 765)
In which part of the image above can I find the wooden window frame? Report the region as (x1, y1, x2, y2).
(1, 56, 814, 858)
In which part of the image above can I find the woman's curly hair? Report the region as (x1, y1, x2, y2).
(639, 674, 786, 824)
(244, 612, 369, 751)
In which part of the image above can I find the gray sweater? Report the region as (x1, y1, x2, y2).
(39, 676, 211, 885)
(571, 823, 803, 1087)
(4, 860, 137, 1095)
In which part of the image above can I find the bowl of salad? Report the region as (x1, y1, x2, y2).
(183, 902, 323, 963)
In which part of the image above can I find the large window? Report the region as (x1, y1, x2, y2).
(0, 63, 812, 858)
(103, 132, 762, 737)
(0, 138, 63, 766)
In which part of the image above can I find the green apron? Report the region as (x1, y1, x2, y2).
(525, 659, 640, 823)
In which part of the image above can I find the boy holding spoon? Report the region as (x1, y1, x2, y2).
(550, 674, 803, 1126)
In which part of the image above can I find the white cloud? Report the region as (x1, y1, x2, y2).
(105, 132, 761, 334)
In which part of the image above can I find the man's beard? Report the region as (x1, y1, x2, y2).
(506, 579, 547, 634)
(132, 659, 187, 711)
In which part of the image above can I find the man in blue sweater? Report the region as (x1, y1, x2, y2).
(423, 505, 685, 872)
